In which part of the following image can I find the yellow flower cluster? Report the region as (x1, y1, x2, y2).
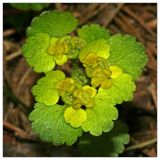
(57, 78, 97, 128)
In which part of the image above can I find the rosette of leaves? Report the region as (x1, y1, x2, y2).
(22, 11, 85, 72)
(22, 10, 148, 150)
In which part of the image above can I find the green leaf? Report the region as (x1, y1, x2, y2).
(79, 39, 110, 63)
(22, 33, 55, 73)
(78, 24, 110, 42)
(78, 120, 130, 157)
(99, 73, 136, 104)
(32, 70, 65, 106)
(107, 34, 148, 80)
(29, 103, 83, 146)
(11, 3, 49, 11)
(81, 91, 118, 136)
(27, 11, 78, 37)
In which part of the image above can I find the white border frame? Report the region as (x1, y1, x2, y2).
(1, 0, 158, 159)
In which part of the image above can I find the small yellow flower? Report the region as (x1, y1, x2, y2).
(83, 85, 97, 98)
(64, 107, 87, 128)
(109, 66, 122, 79)
(57, 78, 74, 94)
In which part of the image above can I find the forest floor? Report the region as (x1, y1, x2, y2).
(3, 3, 157, 157)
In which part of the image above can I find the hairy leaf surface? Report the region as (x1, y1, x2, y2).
(99, 73, 136, 104)
(29, 103, 83, 146)
(32, 70, 65, 106)
(81, 91, 118, 136)
(22, 33, 55, 73)
(27, 11, 78, 37)
(107, 34, 148, 80)
(78, 24, 110, 42)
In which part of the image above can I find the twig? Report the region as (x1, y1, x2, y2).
(125, 138, 157, 151)
(142, 34, 156, 42)
(5, 50, 22, 61)
(149, 122, 157, 138)
(117, 12, 144, 43)
(109, 24, 122, 34)
(3, 120, 36, 141)
(55, 3, 68, 11)
(146, 19, 157, 30)
(146, 48, 157, 72)
(3, 29, 16, 37)
(3, 40, 19, 51)
(16, 68, 32, 92)
(3, 120, 28, 136)
(113, 15, 144, 43)
(148, 83, 157, 110)
(146, 42, 157, 56)
(79, 4, 108, 26)
(103, 3, 124, 27)
(3, 84, 30, 114)
(3, 120, 27, 136)
(144, 5, 157, 14)
(122, 6, 156, 37)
